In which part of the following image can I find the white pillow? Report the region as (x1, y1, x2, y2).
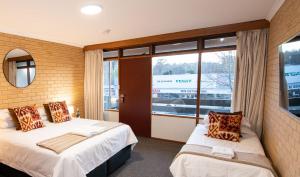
(0, 109, 12, 122)
(40, 115, 49, 121)
(241, 116, 251, 128)
(0, 119, 15, 129)
(203, 115, 209, 124)
(38, 107, 47, 117)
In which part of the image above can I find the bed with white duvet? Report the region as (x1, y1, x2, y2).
(170, 124, 276, 177)
(0, 118, 138, 177)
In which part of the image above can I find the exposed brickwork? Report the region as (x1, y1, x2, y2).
(0, 32, 84, 115)
(263, 0, 300, 177)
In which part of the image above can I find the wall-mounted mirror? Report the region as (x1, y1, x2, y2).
(279, 34, 300, 118)
(3, 49, 36, 88)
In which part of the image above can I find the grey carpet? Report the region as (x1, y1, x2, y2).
(109, 137, 183, 177)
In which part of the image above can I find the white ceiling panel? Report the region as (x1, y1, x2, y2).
(0, 0, 280, 47)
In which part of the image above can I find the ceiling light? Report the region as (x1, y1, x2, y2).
(81, 4, 102, 15)
(220, 38, 225, 42)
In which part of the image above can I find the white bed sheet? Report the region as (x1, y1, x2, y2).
(0, 118, 138, 177)
(170, 124, 275, 177)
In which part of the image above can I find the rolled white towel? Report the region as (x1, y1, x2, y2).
(72, 126, 105, 137)
(211, 146, 235, 159)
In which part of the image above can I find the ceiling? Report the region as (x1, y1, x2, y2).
(0, 0, 283, 47)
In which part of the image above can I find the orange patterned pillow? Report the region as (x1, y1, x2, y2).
(13, 105, 44, 132)
(207, 111, 242, 142)
(48, 101, 71, 123)
(207, 111, 220, 138)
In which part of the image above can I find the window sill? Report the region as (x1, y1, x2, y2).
(152, 113, 198, 119)
(104, 109, 119, 112)
(103, 110, 206, 120)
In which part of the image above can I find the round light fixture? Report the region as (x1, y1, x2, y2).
(81, 4, 102, 15)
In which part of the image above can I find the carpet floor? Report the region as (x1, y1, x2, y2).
(109, 137, 183, 177)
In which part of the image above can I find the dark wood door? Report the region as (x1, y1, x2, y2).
(119, 57, 151, 137)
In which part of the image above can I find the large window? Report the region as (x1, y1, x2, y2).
(151, 51, 236, 117)
(200, 50, 236, 116)
(104, 60, 119, 110)
(103, 35, 237, 117)
(152, 54, 199, 116)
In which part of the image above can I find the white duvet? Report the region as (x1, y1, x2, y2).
(0, 118, 138, 177)
(170, 124, 275, 177)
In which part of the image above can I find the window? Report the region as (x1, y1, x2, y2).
(103, 50, 119, 59)
(123, 47, 150, 57)
(204, 36, 236, 49)
(104, 60, 119, 110)
(199, 50, 236, 116)
(103, 35, 237, 116)
(155, 41, 198, 54)
(16, 60, 36, 87)
(152, 53, 199, 116)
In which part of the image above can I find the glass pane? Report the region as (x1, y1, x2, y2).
(16, 61, 27, 67)
(16, 68, 28, 87)
(280, 37, 300, 117)
(110, 60, 119, 109)
(103, 50, 119, 59)
(29, 68, 35, 83)
(103, 60, 119, 110)
(104, 61, 110, 109)
(204, 36, 236, 49)
(199, 50, 236, 116)
(155, 41, 198, 54)
(123, 47, 150, 57)
(30, 61, 35, 66)
(152, 53, 199, 116)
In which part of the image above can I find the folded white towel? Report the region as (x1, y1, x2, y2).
(211, 146, 235, 159)
(72, 127, 105, 137)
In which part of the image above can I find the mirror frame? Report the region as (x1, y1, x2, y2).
(2, 48, 37, 88)
(278, 33, 300, 119)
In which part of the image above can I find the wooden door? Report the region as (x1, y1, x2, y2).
(119, 57, 151, 137)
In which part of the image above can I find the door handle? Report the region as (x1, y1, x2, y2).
(120, 94, 125, 103)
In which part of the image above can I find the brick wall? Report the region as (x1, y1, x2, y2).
(0, 32, 85, 115)
(263, 0, 300, 177)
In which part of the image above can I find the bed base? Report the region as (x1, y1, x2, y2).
(0, 145, 131, 177)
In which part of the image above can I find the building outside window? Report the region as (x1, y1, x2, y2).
(199, 50, 236, 116)
(152, 54, 199, 116)
(104, 60, 119, 110)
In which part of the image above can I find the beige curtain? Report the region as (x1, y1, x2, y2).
(232, 29, 268, 138)
(84, 49, 104, 120)
(8, 61, 16, 85)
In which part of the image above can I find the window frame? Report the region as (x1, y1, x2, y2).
(121, 46, 151, 58)
(102, 34, 237, 122)
(103, 49, 119, 60)
(202, 33, 237, 50)
(153, 39, 199, 55)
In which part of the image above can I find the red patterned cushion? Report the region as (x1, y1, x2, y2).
(13, 105, 44, 132)
(48, 101, 71, 123)
(207, 112, 220, 138)
(207, 111, 242, 142)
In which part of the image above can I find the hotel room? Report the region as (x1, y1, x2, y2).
(0, 0, 299, 177)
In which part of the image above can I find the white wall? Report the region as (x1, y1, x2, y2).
(103, 111, 119, 122)
(151, 115, 196, 142)
(103, 111, 197, 142)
